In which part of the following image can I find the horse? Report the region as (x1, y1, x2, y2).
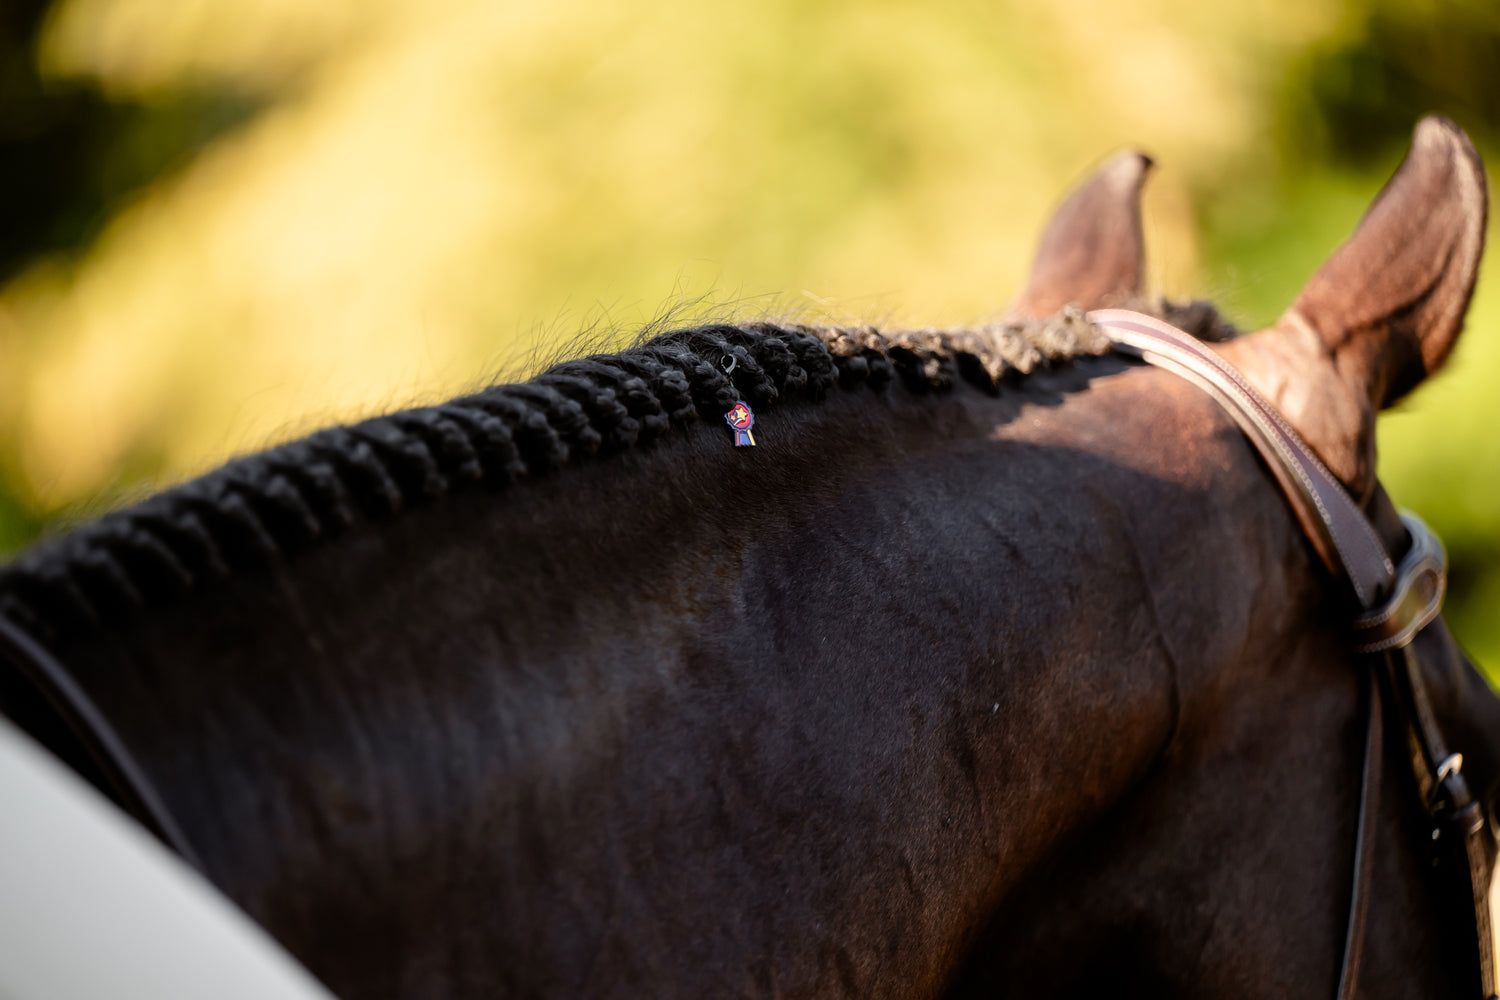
(0, 115, 1496, 999)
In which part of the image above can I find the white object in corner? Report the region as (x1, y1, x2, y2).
(0, 715, 337, 1000)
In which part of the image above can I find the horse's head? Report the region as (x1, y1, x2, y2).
(955, 116, 1500, 998)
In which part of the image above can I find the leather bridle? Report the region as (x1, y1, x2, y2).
(1092, 308, 1498, 1000)
(0, 309, 1492, 995)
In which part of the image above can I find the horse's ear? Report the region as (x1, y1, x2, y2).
(1008, 150, 1153, 318)
(1220, 116, 1488, 495)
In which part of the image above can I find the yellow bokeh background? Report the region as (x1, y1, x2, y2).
(3, 0, 1499, 667)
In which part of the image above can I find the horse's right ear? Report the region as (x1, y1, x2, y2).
(1220, 116, 1488, 495)
(1008, 150, 1153, 319)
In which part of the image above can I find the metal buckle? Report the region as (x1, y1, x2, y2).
(1352, 511, 1446, 653)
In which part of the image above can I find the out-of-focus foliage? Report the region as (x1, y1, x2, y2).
(1, 0, 1498, 673)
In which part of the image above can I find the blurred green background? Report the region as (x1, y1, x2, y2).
(1, 0, 1498, 675)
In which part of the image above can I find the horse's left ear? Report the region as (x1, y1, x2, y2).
(1220, 116, 1488, 496)
(1009, 150, 1153, 318)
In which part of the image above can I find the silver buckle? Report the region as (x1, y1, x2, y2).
(1352, 510, 1447, 653)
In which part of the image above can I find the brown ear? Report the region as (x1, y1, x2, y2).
(1008, 150, 1153, 318)
(1220, 116, 1488, 496)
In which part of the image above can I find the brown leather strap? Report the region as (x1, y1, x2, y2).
(1089, 309, 1396, 608)
(1090, 309, 1496, 1000)
(1391, 641, 1498, 1000)
(1463, 821, 1498, 1000)
(1336, 665, 1384, 1000)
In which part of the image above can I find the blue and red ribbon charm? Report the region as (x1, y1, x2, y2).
(725, 400, 756, 447)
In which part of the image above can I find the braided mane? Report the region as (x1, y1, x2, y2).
(0, 303, 1230, 642)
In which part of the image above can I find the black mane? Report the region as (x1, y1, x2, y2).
(0, 302, 1233, 643)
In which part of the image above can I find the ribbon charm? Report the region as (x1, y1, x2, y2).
(725, 400, 756, 447)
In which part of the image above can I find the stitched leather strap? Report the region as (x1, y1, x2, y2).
(1090, 309, 1396, 608)
(1391, 642, 1499, 1000)
(1091, 309, 1496, 1000)
(1336, 666, 1384, 1000)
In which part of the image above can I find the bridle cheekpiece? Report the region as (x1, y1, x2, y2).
(1092, 308, 1497, 1000)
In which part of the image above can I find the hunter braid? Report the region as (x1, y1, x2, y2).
(0, 310, 1117, 641)
(554, 360, 668, 442)
(533, 372, 638, 452)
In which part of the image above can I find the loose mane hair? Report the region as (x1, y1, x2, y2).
(0, 301, 1234, 644)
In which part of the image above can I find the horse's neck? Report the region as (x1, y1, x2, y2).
(952, 633, 1484, 999)
(53, 360, 1244, 997)
(945, 498, 1499, 998)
